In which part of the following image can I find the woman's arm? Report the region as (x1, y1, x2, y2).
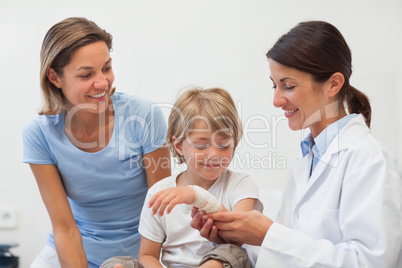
(30, 164, 88, 268)
(138, 236, 164, 268)
(143, 146, 171, 189)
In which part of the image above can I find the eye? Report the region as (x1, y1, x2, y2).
(194, 144, 209, 149)
(103, 65, 112, 72)
(218, 144, 230, 149)
(80, 73, 92, 79)
(285, 86, 295, 90)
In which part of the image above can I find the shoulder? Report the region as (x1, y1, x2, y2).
(226, 170, 252, 182)
(148, 175, 177, 194)
(341, 116, 382, 156)
(221, 170, 256, 187)
(336, 116, 399, 176)
(112, 92, 160, 114)
(325, 115, 379, 159)
(22, 114, 63, 138)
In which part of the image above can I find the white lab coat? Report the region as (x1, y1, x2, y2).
(256, 115, 402, 268)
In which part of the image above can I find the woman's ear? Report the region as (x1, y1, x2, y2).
(47, 68, 62, 89)
(172, 136, 184, 156)
(327, 72, 345, 97)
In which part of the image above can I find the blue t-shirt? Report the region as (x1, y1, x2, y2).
(22, 92, 167, 267)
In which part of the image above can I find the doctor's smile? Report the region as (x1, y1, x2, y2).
(283, 108, 298, 117)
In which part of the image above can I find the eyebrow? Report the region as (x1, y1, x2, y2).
(191, 137, 209, 141)
(270, 76, 294, 82)
(75, 58, 112, 72)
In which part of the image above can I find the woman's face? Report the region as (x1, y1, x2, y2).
(269, 60, 331, 137)
(50, 41, 115, 114)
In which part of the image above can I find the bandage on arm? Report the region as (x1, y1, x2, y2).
(190, 185, 222, 214)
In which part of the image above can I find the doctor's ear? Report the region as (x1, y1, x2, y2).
(327, 72, 345, 97)
(47, 68, 62, 89)
(172, 136, 184, 156)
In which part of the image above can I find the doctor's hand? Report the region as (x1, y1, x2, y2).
(209, 210, 273, 246)
(191, 207, 226, 245)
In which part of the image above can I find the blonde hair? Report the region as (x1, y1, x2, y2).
(39, 17, 115, 115)
(167, 87, 243, 164)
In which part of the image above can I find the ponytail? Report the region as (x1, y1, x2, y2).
(346, 86, 371, 128)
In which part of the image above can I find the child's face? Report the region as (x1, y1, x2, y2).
(175, 120, 235, 183)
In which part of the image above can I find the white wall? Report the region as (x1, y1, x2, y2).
(0, 0, 401, 266)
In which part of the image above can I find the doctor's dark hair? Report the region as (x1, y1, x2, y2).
(39, 17, 115, 115)
(267, 21, 371, 127)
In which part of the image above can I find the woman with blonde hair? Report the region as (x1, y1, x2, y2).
(23, 17, 171, 267)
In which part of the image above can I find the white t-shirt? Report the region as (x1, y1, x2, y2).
(139, 169, 263, 268)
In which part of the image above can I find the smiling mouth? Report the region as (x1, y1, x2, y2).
(88, 90, 107, 98)
(203, 163, 221, 168)
(285, 108, 298, 115)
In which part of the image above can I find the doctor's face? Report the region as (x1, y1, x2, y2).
(269, 60, 330, 137)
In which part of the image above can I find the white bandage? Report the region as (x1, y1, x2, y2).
(190, 185, 222, 214)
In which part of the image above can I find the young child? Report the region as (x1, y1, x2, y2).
(101, 87, 263, 268)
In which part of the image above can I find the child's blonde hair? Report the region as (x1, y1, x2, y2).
(167, 87, 243, 164)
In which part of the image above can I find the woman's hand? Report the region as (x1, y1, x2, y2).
(208, 210, 273, 246)
(148, 186, 195, 216)
(190, 207, 226, 245)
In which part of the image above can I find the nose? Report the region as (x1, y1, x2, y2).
(273, 89, 286, 108)
(94, 72, 108, 89)
(206, 146, 220, 160)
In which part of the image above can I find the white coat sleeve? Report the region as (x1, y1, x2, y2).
(256, 138, 402, 268)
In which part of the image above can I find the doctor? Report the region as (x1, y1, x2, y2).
(192, 21, 402, 267)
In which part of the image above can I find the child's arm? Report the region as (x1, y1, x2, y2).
(232, 198, 257, 212)
(148, 186, 227, 216)
(138, 236, 164, 268)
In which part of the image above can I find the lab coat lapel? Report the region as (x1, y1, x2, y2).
(291, 154, 312, 203)
(305, 135, 340, 190)
(294, 115, 369, 207)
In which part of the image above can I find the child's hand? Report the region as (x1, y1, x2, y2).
(148, 186, 195, 216)
(190, 207, 207, 228)
(190, 208, 226, 245)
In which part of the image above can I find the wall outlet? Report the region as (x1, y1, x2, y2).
(0, 207, 17, 229)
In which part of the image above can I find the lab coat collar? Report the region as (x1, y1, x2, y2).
(292, 114, 370, 205)
(300, 114, 358, 159)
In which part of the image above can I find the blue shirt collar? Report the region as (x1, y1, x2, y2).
(300, 114, 358, 157)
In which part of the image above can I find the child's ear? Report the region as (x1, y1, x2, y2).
(47, 68, 62, 89)
(172, 136, 184, 156)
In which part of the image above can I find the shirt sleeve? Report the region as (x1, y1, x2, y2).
(140, 103, 168, 155)
(229, 173, 264, 212)
(138, 189, 166, 243)
(22, 120, 55, 165)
